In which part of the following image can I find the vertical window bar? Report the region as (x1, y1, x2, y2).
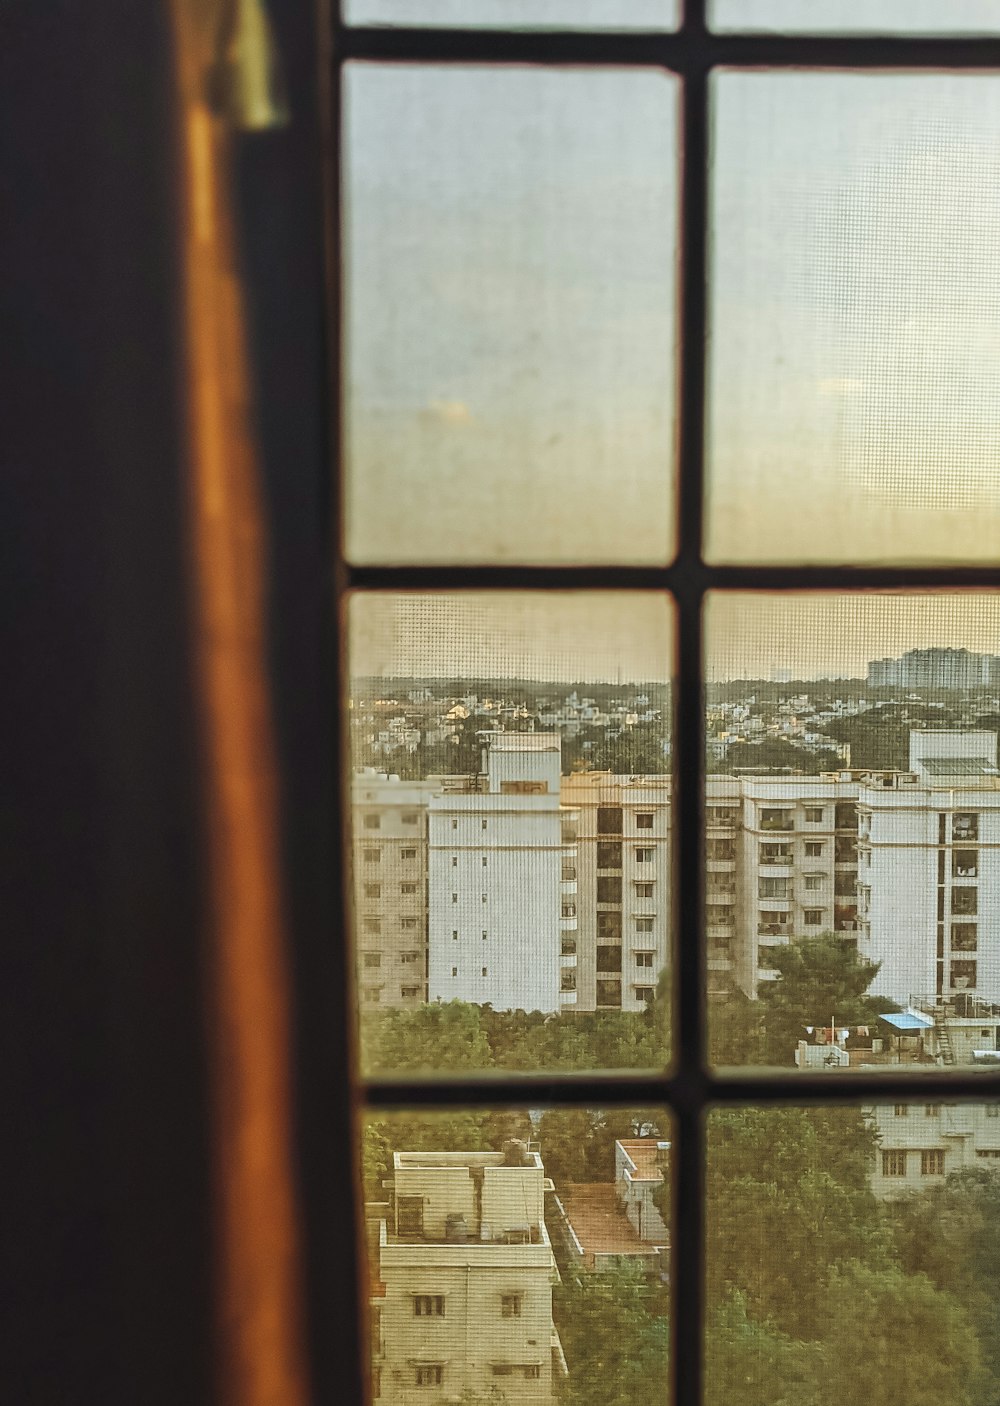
(673, 5, 709, 1406)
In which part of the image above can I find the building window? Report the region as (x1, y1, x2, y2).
(803, 909, 822, 926)
(561, 936, 577, 956)
(597, 806, 623, 835)
(954, 813, 979, 841)
(400, 917, 418, 930)
(803, 875, 821, 891)
(363, 814, 381, 830)
(451, 819, 458, 831)
(987, 1105, 1000, 1118)
(501, 1293, 522, 1318)
(451, 967, 458, 977)
(363, 918, 380, 934)
(362, 952, 381, 969)
(451, 893, 457, 904)
(562, 901, 576, 918)
(804, 806, 823, 823)
(634, 881, 654, 898)
(882, 1151, 907, 1177)
(363, 848, 380, 863)
(921, 1150, 946, 1176)
(953, 849, 978, 878)
(402, 812, 418, 825)
(401, 847, 416, 860)
(894, 1105, 909, 1118)
(451, 856, 458, 867)
(952, 888, 978, 916)
(636, 916, 655, 933)
(401, 882, 417, 894)
(364, 883, 381, 899)
(452, 929, 458, 941)
(636, 812, 654, 829)
(951, 960, 977, 990)
(482, 856, 488, 867)
(635, 985, 655, 1003)
(415, 1366, 443, 1387)
(805, 841, 823, 858)
(761, 808, 793, 832)
(636, 847, 654, 863)
(953, 924, 977, 952)
(597, 841, 622, 869)
(925, 1105, 940, 1117)
(560, 970, 577, 992)
(401, 951, 420, 964)
(597, 876, 622, 904)
(636, 951, 654, 968)
(362, 987, 380, 1004)
(759, 877, 789, 899)
(400, 984, 419, 998)
(481, 820, 487, 830)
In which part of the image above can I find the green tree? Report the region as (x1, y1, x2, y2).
(706, 1293, 822, 1406)
(589, 723, 669, 775)
(819, 1262, 979, 1406)
(758, 933, 899, 1066)
(361, 1000, 494, 1076)
(554, 1264, 668, 1406)
(707, 990, 765, 1068)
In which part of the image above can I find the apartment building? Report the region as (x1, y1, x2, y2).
(561, 772, 672, 1013)
(705, 777, 741, 997)
(428, 734, 568, 1014)
(353, 776, 432, 1009)
(736, 776, 860, 997)
(374, 1146, 566, 1404)
(871, 1101, 1000, 1197)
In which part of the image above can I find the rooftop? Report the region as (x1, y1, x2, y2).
(617, 1139, 669, 1181)
(556, 1183, 662, 1268)
(920, 757, 998, 777)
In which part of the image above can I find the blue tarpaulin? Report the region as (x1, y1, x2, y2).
(878, 1012, 934, 1031)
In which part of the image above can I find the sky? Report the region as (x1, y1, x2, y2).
(342, 8, 1000, 671)
(348, 592, 1000, 684)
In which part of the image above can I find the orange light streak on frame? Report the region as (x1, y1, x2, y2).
(169, 6, 308, 1403)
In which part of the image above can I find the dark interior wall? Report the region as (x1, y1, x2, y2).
(3, 6, 209, 1401)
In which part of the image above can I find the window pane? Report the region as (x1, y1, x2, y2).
(345, 67, 678, 565)
(349, 592, 673, 1074)
(347, 0, 679, 27)
(362, 1107, 670, 1403)
(705, 591, 1000, 1069)
(711, 0, 1000, 33)
(705, 1102, 1000, 1405)
(708, 73, 1000, 563)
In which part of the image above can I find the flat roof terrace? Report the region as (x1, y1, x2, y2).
(555, 1183, 661, 1271)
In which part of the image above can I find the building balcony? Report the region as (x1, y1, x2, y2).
(560, 953, 577, 968)
(758, 853, 792, 867)
(758, 932, 791, 947)
(559, 990, 578, 1006)
(707, 922, 734, 940)
(758, 861, 793, 876)
(706, 858, 736, 873)
(560, 878, 578, 896)
(708, 952, 733, 971)
(757, 897, 791, 912)
(560, 916, 578, 931)
(706, 886, 735, 902)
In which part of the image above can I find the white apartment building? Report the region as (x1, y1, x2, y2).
(705, 777, 741, 997)
(870, 1101, 1000, 1198)
(858, 731, 1000, 1007)
(428, 734, 568, 1014)
(614, 1138, 669, 1248)
(736, 776, 860, 997)
(374, 1146, 565, 1404)
(561, 772, 672, 1012)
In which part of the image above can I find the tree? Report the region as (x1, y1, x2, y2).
(706, 1293, 822, 1406)
(819, 1262, 979, 1406)
(758, 933, 899, 1066)
(554, 1264, 668, 1406)
(708, 990, 765, 1068)
(588, 723, 669, 776)
(360, 1000, 494, 1076)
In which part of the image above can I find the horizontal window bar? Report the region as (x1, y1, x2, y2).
(345, 562, 1000, 592)
(362, 1069, 1000, 1107)
(338, 27, 1000, 70)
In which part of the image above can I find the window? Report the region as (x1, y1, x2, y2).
(328, 16, 1000, 1406)
(953, 924, 977, 952)
(363, 847, 380, 863)
(401, 951, 420, 964)
(402, 812, 418, 825)
(953, 849, 978, 878)
(804, 806, 823, 823)
(364, 882, 381, 899)
(954, 813, 979, 841)
(451, 893, 457, 904)
(560, 970, 576, 992)
(597, 841, 622, 869)
(562, 901, 576, 918)
(481, 966, 487, 977)
(636, 951, 654, 968)
(415, 1365, 443, 1387)
(363, 918, 380, 934)
(363, 814, 381, 830)
(882, 1151, 907, 1177)
(400, 984, 419, 998)
(952, 888, 978, 916)
(597, 876, 622, 904)
(451, 820, 458, 831)
(562, 936, 576, 956)
(635, 847, 654, 863)
(803, 875, 821, 891)
(481, 856, 487, 867)
(452, 929, 458, 941)
(400, 882, 417, 894)
(988, 1106, 1000, 1119)
(636, 812, 654, 829)
(451, 856, 458, 867)
(925, 1105, 941, 1117)
(634, 881, 654, 898)
(400, 917, 418, 930)
(401, 847, 416, 860)
(362, 987, 380, 1004)
(804, 841, 823, 858)
(636, 916, 655, 933)
(363, 952, 381, 968)
(894, 1106, 909, 1118)
(759, 877, 789, 899)
(501, 1293, 522, 1318)
(803, 909, 822, 926)
(451, 967, 457, 977)
(635, 986, 655, 1003)
(921, 1150, 946, 1177)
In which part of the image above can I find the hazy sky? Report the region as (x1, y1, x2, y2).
(348, 592, 1000, 683)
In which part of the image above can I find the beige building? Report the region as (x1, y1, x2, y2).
(374, 1146, 565, 1404)
(561, 772, 672, 1012)
(871, 1101, 1000, 1198)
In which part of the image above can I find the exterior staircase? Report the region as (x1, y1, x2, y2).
(934, 1008, 956, 1066)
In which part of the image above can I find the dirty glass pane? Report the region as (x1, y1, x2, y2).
(347, 0, 679, 27)
(708, 72, 1000, 563)
(712, 0, 1000, 33)
(705, 591, 1000, 1070)
(705, 1101, 1000, 1405)
(345, 66, 678, 565)
(348, 592, 674, 1075)
(361, 1106, 670, 1403)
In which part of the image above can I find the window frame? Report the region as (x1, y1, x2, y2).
(323, 8, 1000, 1406)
